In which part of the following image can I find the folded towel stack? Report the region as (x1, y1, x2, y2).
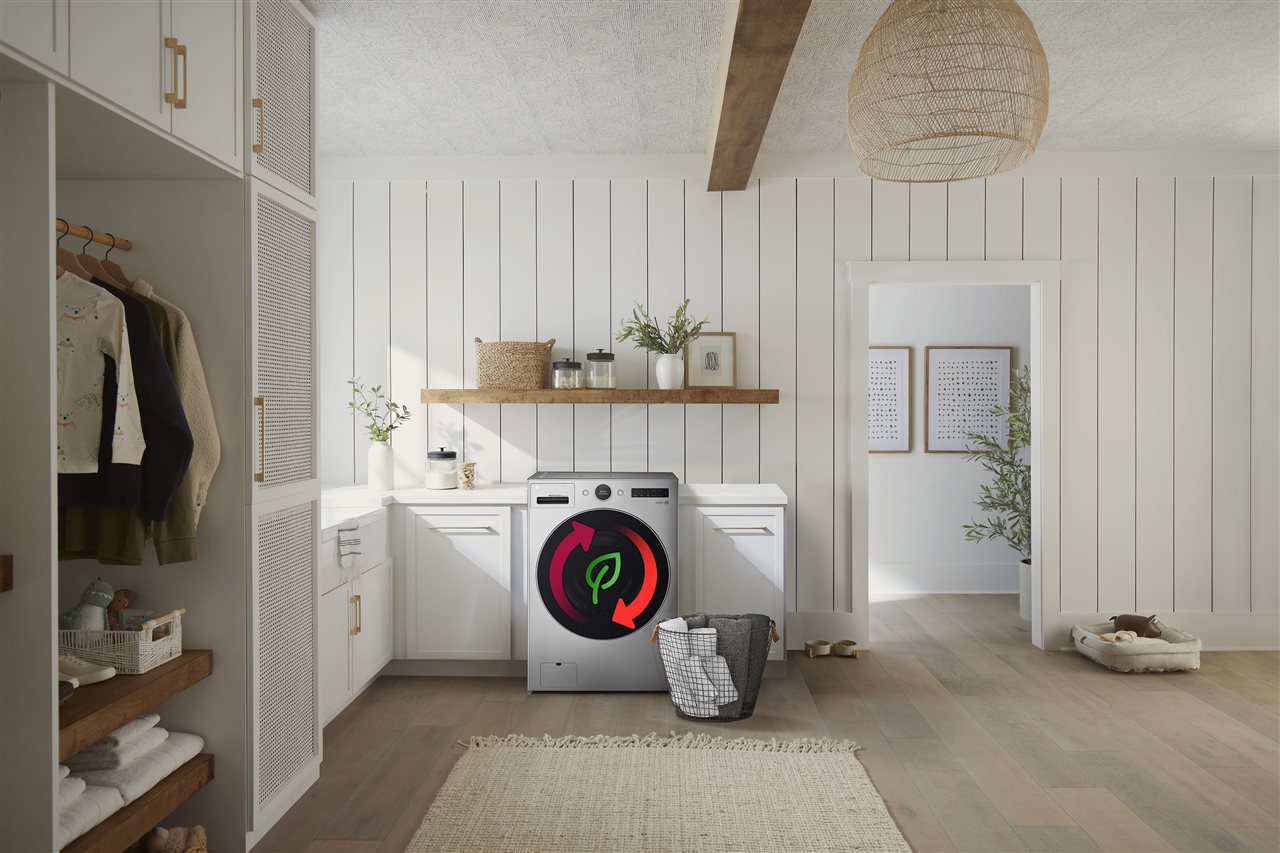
(658, 618, 740, 718)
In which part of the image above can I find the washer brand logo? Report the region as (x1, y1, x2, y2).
(537, 510, 670, 640)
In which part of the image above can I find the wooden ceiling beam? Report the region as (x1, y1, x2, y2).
(706, 0, 812, 192)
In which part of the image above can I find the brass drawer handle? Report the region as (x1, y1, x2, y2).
(252, 97, 264, 153)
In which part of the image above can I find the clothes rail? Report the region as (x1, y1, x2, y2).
(55, 219, 133, 252)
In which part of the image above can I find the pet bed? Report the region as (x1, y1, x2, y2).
(1071, 621, 1200, 672)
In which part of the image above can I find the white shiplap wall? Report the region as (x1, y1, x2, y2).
(318, 165, 1279, 641)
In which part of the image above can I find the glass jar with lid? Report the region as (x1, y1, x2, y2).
(551, 359, 583, 389)
(585, 349, 616, 389)
(425, 447, 458, 490)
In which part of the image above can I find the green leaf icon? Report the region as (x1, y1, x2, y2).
(584, 552, 622, 606)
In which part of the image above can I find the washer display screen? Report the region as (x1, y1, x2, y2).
(536, 509, 670, 640)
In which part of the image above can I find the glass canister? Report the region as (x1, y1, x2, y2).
(551, 359, 583, 389)
(425, 447, 458, 490)
(585, 349, 616, 388)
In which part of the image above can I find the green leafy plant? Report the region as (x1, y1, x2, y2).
(616, 298, 710, 355)
(347, 377, 411, 444)
(963, 364, 1031, 561)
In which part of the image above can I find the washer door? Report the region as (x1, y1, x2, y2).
(536, 509, 671, 640)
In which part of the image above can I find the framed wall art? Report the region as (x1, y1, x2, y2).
(925, 346, 1013, 453)
(868, 346, 911, 453)
(685, 332, 737, 389)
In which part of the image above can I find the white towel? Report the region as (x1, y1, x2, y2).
(687, 627, 718, 658)
(66, 726, 167, 771)
(701, 655, 740, 704)
(60, 775, 86, 806)
(658, 617, 689, 632)
(59, 764, 70, 779)
(80, 713, 161, 751)
(73, 731, 204, 805)
(58, 784, 124, 848)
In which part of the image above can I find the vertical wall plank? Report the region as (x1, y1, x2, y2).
(1212, 176, 1253, 611)
(986, 176, 1023, 260)
(425, 180, 464, 461)
(871, 180, 909, 261)
(948, 180, 985, 259)
(1059, 177, 1099, 613)
(536, 179, 575, 471)
(647, 178, 686, 478)
(721, 181, 760, 484)
(1252, 176, 1280, 612)
(1096, 177, 1137, 613)
(352, 181, 391, 484)
(796, 178, 836, 611)
(1135, 177, 1175, 612)
(685, 185, 723, 483)
(389, 180, 427, 486)
(317, 181, 354, 484)
(909, 183, 947, 260)
(610, 180, 648, 471)
(572, 179, 612, 471)
(499, 180, 538, 483)
(463, 180, 502, 483)
(1173, 177, 1214, 612)
(1022, 176, 1060, 261)
(759, 178, 798, 611)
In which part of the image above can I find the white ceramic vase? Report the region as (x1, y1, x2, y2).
(367, 441, 395, 491)
(655, 353, 684, 390)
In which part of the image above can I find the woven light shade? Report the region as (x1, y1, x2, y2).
(847, 0, 1049, 183)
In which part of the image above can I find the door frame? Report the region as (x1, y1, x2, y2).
(846, 260, 1062, 649)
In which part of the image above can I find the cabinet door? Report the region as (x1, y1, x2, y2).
(694, 508, 786, 660)
(250, 178, 317, 499)
(352, 559, 392, 688)
(247, 0, 315, 206)
(0, 0, 70, 75)
(406, 508, 511, 660)
(170, 0, 241, 169)
(318, 581, 352, 726)
(68, 0, 169, 129)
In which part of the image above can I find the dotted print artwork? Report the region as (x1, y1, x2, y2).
(868, 348, 909, 452)
(928, 348, 1010, 451)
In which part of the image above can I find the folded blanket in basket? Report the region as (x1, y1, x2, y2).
(80, 712, 161, 751)
(60, 775, 86, 806)
(66, 726, 167, 771)
(59, 764, 70, 780)
(73, 731, 204, 805)
(58, 784, 125, 849)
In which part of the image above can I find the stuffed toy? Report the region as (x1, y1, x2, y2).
(145, 825, 207, 853)
(59, 578, 115, 630)
(1109, 613, 1162, 638)
(106, 588, 136, 630)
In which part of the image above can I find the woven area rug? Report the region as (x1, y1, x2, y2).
(406, 734, 910, 852)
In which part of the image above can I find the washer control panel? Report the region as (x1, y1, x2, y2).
(631, 487, 670, 499)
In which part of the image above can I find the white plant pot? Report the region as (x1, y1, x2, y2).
(655, 354, 684, 390)
(1018, 559, 1032, 622)
(367, 441, 395, 491)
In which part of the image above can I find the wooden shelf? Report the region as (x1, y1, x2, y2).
(421, 388, 780, 404)
(62, 753, 214, 853)
(60, 650, 212, 762)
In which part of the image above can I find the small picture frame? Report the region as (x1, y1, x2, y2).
(685, 332, 737, 389)
(868, 346, 912, 453)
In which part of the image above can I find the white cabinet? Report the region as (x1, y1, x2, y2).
(0, 0, 70, 75)
(68, 0, 169, 129)
(318, 581, 352, 724)
(686, 506, 787, 660)
(404, 507, 512, 660)
(353, 558, 393, 685)
(170, 0, 242, 170)
(247, 0, 315, 206)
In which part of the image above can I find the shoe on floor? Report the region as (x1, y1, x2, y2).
(58, 654, 116, 685)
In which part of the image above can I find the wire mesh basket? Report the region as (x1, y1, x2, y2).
(59, 609, 184, 675)
(654, 613, 778, 722)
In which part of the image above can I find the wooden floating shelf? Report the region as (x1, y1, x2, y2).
(60, 650, 212, 762)
(62, 753, 214, 853)
(421, 388, 780, 404)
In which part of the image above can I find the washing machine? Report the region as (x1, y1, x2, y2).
(527, 471, 678, 691)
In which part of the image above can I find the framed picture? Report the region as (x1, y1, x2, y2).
(925, 346, 1013, 453)
(868, 346, 912, 453)
(685, 332, 737, 389)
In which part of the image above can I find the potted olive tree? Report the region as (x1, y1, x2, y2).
(963, 365, 1032, 621)
(616, 299, 709, 390)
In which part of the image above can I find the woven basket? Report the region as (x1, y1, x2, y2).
(474, 338, 555, 390)
(59, 609, 184, 675)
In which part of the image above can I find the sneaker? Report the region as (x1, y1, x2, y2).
(58, 654, 116, 685)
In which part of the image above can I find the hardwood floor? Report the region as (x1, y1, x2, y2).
(258, 595, 1280, 852)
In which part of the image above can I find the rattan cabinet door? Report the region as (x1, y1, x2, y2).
(247, 0, 316, 207)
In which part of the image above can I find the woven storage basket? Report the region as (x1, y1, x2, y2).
(59, 608, 184, 675)
(474, 338, 555, 390)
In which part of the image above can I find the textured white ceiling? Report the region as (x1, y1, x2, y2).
(308, 0, 1279, 157)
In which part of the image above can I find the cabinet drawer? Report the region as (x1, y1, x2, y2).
(358, 515, 387, 573)
(318, 534, 342, 594)
(693, 507, 786, 660)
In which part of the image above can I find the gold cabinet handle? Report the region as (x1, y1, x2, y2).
(253, 396, 266, 482)
(164, 37, 180, 105)
(349, 594, 359, 635)
(349, 594, 362, 635)
(252, 97, 264, 153)
(175, 41, 188, 109)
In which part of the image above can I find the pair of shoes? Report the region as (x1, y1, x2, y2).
(59, 654, 116, 686)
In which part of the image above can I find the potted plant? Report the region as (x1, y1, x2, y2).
(963, 365, 1032, 621)
(348, 378, 411, 491)
(616, 298, 710, 390)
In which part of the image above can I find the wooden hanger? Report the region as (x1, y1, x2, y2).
(56, 219, 94, 281)
(99, 233, 133, 288)
(75, 227, 124, 287)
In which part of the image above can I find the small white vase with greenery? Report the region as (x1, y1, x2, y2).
(348, 378, 411, 491)
(963, 364, 1032, 620)
(616, 299, 710, 391)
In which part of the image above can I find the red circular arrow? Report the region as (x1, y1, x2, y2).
(612, 526, 657, 628)
(550, 521, 593, 622)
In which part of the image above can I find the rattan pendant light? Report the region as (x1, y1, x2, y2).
(847, 0, 1049, 183)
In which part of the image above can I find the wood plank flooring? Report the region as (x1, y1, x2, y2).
(258, 595, 1280, 852)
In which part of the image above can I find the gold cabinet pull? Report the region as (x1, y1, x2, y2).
(350, 594, 362, 635)
(349, 594, 359, 635)
(164, 37, 180, 105)
(174, 41, 188, 108)
(253, 396, 266, 482)
(252, 97, 264, 153)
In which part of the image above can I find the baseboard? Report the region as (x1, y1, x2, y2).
(383, 659, 527, 678)
(870, 561, 1019, 595)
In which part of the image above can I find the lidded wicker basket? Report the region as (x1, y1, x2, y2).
(474, 338, 555, 390)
